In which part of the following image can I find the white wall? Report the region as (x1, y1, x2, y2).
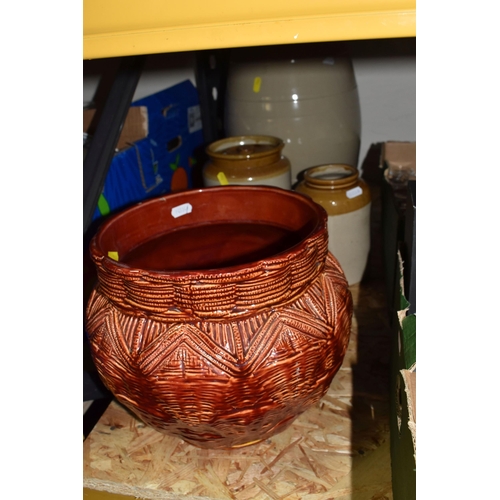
(83, 39, 415, 170)
(83, 52, 197, 106)
(353, 52, 416, 168)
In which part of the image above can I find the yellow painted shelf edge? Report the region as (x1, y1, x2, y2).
(83, 0, 416, 59)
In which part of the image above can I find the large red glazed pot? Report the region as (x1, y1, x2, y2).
(85, 186, 353, 449)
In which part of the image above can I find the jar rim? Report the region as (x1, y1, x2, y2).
(303, 164, 358, 188)
(206, 135, 284, 160)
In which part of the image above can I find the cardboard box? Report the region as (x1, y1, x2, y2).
(89, 79, 204, 224)
(390, 250, 416, 500)
(394, 250, 416, 370)
(392, 366, 416, 500)
(83, 106, 149, 152)
(403, 180, 416, 315)
(380, 141, 416, 320)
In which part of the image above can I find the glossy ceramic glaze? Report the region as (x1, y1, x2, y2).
(85, 186, 352, 449)
(224, 46, 361, 182)
(295, 164, 371, 286)
(203, 135, 292, 189)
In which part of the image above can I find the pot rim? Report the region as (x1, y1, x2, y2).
(91, 186, 326, 275)
(89, 186, 330, 320)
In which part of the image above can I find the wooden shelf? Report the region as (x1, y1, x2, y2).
(83, 0, 416, 59)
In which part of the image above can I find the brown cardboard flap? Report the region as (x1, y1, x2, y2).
(401, 367, 416, 460)
(83, 106, 148, 151)
(381, 141, 416, 191)
(382, 141, 416, 173)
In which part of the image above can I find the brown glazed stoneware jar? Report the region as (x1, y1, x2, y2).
(203, 135, 292, 189)
(295, 164, 371, 286)
(85, 186, 352, 449)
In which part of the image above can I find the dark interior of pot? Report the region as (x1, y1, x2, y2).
(94, 186, 325, 272)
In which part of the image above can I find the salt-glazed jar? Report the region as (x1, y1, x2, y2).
(224, 45, 361, 182)
(85, 186, 352, 449)
(203, 135, 292, 189)
(295, 164, 371, 286)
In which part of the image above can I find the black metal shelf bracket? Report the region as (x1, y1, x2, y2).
(83, 55, 146, 234)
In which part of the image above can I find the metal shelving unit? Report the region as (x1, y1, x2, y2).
(83, 3, 416, 498)
(83, 0, 415, 232)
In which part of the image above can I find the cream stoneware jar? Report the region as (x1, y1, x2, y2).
(295, 164, 371, 286)
(224, 46, 361, 182)
(203, 135, 292, 189)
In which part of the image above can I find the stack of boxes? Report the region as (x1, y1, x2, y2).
(380, 142, 416, 500)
